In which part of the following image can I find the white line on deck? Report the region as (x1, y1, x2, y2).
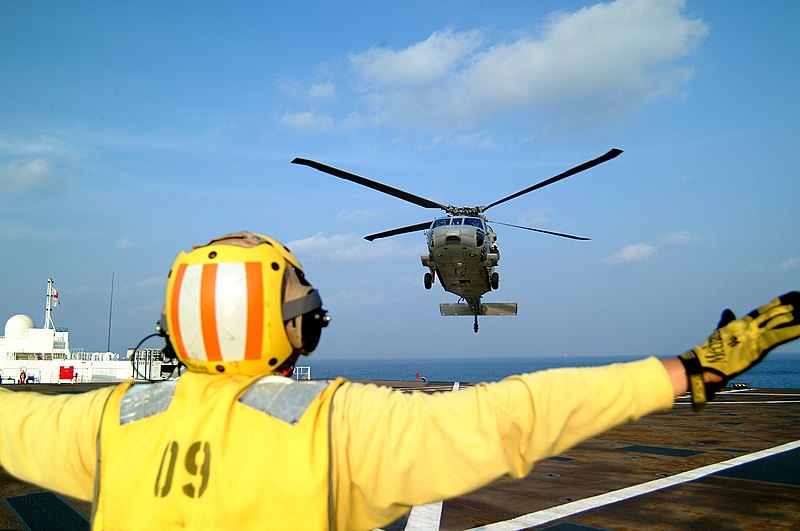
(404, 501, 444, 530)
(679, 399, 800, 405)
(468, 439, 800, 530)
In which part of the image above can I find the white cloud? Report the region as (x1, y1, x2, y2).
(275, 80, 336, 101)
(349, 28, 483, 87)
(603, 243, 657, 265)
(287, 232, 421, 262)
(0, 158, 63, 193)
(280, 110, 336, 131)
(117, 236, 136, 250)
(779, 258, 799, 271)
(292, 0, 707, 132)
(308, 83, 337, 101)
(664, 230, 702, 245)
(2, 126, 244, 159)
(430, 131, 496, 150)
(600, 230, 699, 267)
(137, 276, 166, 289)
(0, 135, 79, 158)
(516, 208, 552, 227)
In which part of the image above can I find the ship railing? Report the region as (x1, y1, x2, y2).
(294, 366, 311, 380)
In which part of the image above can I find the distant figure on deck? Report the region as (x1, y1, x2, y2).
(415, 371, 419, 382)
(0, 230, 798, 530)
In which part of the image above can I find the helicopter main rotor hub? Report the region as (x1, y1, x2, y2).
(446, 206, 483, 217)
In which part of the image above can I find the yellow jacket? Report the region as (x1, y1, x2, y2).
(95, 373, 346, 530)
(0, 357, 673, 530)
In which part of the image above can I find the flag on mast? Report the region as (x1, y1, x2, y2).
(53, 288, 60, 308)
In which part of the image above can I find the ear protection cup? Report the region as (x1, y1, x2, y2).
(282, 265, 328, 355)
(300, 308, 325, 353)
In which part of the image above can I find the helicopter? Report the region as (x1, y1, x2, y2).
(292, 148, 622, 333)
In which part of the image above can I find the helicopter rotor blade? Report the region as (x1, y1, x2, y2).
(487, 220, 590, 241)
(292, 158, 448, 211)
(364, 221, 432, 241)
(482, 148, 623, 212)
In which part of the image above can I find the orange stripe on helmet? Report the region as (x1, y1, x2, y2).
(200, 263, 223, 362)
(244, 261, 264, 360)
(169, 263, 189, 363)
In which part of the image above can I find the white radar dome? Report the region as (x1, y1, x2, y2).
(5, 314, 35, 339)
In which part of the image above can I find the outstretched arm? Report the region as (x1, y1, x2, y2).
(332, 357, 675, 530)
(331, 291, 799, 530)
(0, 386, 116, 500)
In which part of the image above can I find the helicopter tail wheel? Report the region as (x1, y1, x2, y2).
(490, 272, 499, 290)
(424, 272, 433, 290)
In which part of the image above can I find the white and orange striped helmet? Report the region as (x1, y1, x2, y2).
(164, 231, 328, 376)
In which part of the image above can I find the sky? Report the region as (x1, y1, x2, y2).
(1, 0, 799, 362)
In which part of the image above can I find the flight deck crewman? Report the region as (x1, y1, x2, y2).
(1, 231, 799, 530)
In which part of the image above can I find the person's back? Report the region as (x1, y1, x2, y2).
(96, 373, 345, 529)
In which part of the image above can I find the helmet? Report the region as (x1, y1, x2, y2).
(163, 231, 328, 376)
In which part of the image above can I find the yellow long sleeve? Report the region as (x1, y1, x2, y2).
(0, 385, 116, 500)
(331, 357, 674, 530)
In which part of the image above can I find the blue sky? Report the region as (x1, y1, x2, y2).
(1, 0, 798, 361)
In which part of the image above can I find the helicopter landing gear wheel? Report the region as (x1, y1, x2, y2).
(490, 272, 499, 290)
(473, 316, 479, 333)
(424, 272, 433, 290)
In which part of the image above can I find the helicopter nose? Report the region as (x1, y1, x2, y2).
(445, 234, 461, 243)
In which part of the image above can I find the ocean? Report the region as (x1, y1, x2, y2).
(304, 351, 800, 388)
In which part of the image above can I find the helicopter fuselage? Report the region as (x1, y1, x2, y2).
(421, 216, 499, 301)
(292, 147, 622, 332)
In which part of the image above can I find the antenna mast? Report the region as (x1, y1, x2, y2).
(106, 272, 114, 352)
(44, 278, 56, 330)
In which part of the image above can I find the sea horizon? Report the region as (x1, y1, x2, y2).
(303, 351, 800, 388)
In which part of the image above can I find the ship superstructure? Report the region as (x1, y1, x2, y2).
(0, 279, 168, 383)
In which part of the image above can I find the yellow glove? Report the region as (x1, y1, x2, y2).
(680, 291, 800, 411)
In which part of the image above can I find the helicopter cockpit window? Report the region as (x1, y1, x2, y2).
(463, 217, 484, 229)
(433, 218, 450, 228)
(451, 218, 463, 225)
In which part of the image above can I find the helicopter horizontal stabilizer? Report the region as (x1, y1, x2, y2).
(482, 303, 518, 316)
(439, 303, 518, 316)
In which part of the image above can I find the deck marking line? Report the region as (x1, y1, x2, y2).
(404, 500, 443, 530)
(469, 439, 800, 530)
(686, 400, 800, 405)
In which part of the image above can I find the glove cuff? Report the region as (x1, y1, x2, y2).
(679, 351, 707, 412)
